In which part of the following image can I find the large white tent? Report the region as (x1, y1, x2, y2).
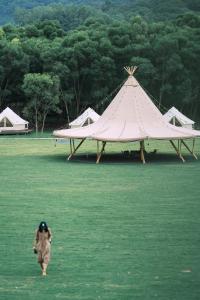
(0, 107, 29, 133)
(163, 106, 194, 129)
(53, 67, 200, 163)
(69, 107, 100, 128)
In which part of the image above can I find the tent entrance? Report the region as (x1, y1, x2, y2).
(170, 117, 182, 127)
(83, 118, 93, 127)
(0, 117, 13, 127)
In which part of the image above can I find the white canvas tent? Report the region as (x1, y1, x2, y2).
(163, 106, 194, 129)
(69, 107, 100, 128)
(0, 107, 29, 133)
(53, 67, 200, 163)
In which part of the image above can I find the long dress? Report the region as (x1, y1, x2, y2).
(35, 229, 52, 264)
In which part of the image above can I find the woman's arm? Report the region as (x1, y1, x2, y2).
(48, 228, 52, 243)
(33, 229, 39, 249)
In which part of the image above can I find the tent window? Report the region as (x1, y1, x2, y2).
(0, 117, 13, 127)
(25, 124, 28, 129)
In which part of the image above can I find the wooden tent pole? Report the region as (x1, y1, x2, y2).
(96, 141, 106, 164)
(169, 140, 185, 162)
(97, 141, 99, 157)
(192, 138, 195, 153)
(68, 138, 86, 160)
(140, 140, 146, 164)
(178, 139, 180, 152)
(72, 139, 75, 151)
(69, 138, 72, 155)
(181, 139, 198, 159)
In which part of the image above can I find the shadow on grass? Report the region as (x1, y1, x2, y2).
(43, 151, 198, 165)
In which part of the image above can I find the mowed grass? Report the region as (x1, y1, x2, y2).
(0, 136, 200, 300)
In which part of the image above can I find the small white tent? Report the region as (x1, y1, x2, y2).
(163, 106, 194, 129)
(69, 107, 100, 128)
(0, 107, 29, 133)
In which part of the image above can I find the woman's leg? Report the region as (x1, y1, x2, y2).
(39, 262, 43, 271)
(38, 252, 44, 273)
(42, 263, 48, 276)
(42, 250, 50, 275)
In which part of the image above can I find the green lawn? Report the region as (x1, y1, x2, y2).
(0, 136, 200, 300)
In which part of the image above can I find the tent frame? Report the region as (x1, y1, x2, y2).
(65, 138, 198, 163)
(68, 138, 86, 160)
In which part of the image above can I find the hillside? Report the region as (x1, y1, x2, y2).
(0, 0, 199, 25)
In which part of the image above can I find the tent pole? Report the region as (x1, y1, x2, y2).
(97, 140, 99, 157)
(169, 140, 185, 162)
(72, 139, 75, 151)
(192, 138, 195, 154)
(140, 140, 146, 164)
(181, 139, 198, 159)
(68, 138, 86, 160)
(69, 138, 72, 155)
(96, 141, 106, 164)
(178, 139, 180, 152)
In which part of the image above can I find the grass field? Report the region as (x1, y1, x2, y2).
(0, 135, 200, 300)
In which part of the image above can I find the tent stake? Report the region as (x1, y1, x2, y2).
(140, 140, 146, 164)
(169, 140, 185, 162)
(181, 139, 198, 159)
(96, 141, 106, 164)
(68, 138, 86, 160)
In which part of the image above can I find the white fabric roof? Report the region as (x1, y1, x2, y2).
(69, 107, 100, 127)
(0, 107, 28, 125)
(53, 74, 200, 141)
(163, 106, 194, 125)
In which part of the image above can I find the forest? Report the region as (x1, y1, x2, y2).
(0, 0, 200, 131)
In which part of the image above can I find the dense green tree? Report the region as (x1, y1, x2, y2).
(0, 7, 200, 129)
(22, 73, 60, 132)
(0, 39, 29, 108)
(15, 4, 108, 31)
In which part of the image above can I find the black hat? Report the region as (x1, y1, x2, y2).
(38, 221, 48, 232)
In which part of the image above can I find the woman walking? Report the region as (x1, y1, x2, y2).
(33, 221, 52, 276)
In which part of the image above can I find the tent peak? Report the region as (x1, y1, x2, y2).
(124, 66, 138, 76)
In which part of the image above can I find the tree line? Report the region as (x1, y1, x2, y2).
(1, 0, 200, 25)
(0, 10, 200, 132)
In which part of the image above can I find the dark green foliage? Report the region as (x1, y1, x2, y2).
(0, 0, 199, 25)
(0, 2, 200, 130)
(15, 4, 109, 32)
(22, 73, 60, 132)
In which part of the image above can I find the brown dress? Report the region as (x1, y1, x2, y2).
(35, 229, 52, 264)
